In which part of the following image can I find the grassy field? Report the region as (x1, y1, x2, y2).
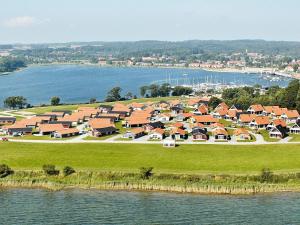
(1, 142, 300, 174)
(289, 134, 300, 142)
(259, 130, 280, 142)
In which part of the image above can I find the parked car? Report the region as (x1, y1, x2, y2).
(2, 137, 8, 141)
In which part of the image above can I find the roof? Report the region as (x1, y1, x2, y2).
(197, 104, 208, 114)
(129, 102, 144, 108)
(171, 128, 186, 136)
(215, 102, 229, 110)
(55, 128, 79, 135)
(89, 118, 114, 129)
(38, 124, 65, 133)
(233, 128, 249, 136)
(215, 107, 228, 116)
(272, 119, 287, 127)
(151, 128, 165, 135)
(284, 110, 299, 118)
(193, 115, 219, 123)
(182, 113, 193, 118)
(125, 116, 149, 125)
(212, 128, 228, 136)
(0, 117, 16, 121)
(112, 103, 131, 113)
(239, 114, 257, 123)
(172, 122, 184, 128)
(253, 116, 270, 125)
(57, 113, 84, 122)
(227, 110, 238, 118)
(249, 104, 264, 112)
(129, 127, 145, 135)
(188, 98, 202, 106)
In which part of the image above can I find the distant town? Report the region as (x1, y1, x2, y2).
(1, 40, 300, 79)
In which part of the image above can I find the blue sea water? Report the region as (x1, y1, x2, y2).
(0, 189, 300, 225)
(0, 65, 291, 106)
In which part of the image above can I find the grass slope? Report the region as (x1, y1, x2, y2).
(1, 143, 300, 174)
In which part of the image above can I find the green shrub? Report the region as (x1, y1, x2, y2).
(0, 164, 14, 178)
(139, 167, 154, 179)
(63, 166, 75, 176)
(42, 164, 59, 176)
(260, 168, 273, 183)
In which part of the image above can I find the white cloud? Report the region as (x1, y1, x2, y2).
(3, 16, 50, 28)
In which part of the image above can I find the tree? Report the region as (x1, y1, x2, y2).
(105, 87, 122, 102)
(208, 97, 222, 109)
(148, 84, 160, 97)
(293, 64, 299, 72)
(172, 86, 193, 96)
(4, 96, 27, 109)
(89, 98, 97, 104)
(140, 86, 148, 97)
(50, 96, 60, 106)
(158, 83, 171, 97)
(139, 167, 154, 179)
(125, 92, 133, 100)
(63, 166, 75, 176)
(42, 164, 59, 176)
(0, 164, 14, 178)
(0, 57, 26, 73)
(280, 80, 299, 109)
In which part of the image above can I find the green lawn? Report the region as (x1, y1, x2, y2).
(1, 142, 300, 175)
(289, 134, 300, 142)
(220, 119, 233, 127)
(83, 134, 117, 140)
(259, 129, 280, 142)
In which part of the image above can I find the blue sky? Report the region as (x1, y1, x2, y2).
(0, 0, 299, 43)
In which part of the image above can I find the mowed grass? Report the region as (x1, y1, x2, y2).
(1, 142, 300, 174)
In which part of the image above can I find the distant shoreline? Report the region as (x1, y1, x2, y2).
(25, 62, 295, 79)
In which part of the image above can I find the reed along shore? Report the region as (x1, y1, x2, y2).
(2, 171, 300, 195)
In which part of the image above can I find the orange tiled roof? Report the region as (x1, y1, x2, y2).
(253, 116, 270, 125)
(88, 118, 114, 129)
(193, 115, 219, 123)
(272, 119, 287, 127)
(38, 124, 65, 133)
(233, 128, 249, 136)
(284, 110, 299, 118)
(55, 128, 79, 135)
(249, 104, 264, 112)
(151, 128, 165, 135)
(212, 128, 228, 136)
(239, 114, 257, 123)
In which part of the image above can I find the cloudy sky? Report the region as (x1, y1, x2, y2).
(0, 0, 299, 43)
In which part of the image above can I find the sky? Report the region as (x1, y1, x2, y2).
(0, 0, 300, 44)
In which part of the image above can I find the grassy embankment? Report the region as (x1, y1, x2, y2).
(1, 142, 300, 194)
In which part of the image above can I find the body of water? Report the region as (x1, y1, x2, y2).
(0, 189, 300, 224)
(0, 65, 292, 106)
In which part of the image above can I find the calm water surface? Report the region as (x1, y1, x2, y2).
(0, 65, 292, 106)
(1, 189, 300, 225)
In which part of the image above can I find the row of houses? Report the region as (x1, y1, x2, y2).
(1, 96, 300, 141)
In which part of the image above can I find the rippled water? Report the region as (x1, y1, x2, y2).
(1, 189, 300, 224)
(0, 65, 292, 106)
